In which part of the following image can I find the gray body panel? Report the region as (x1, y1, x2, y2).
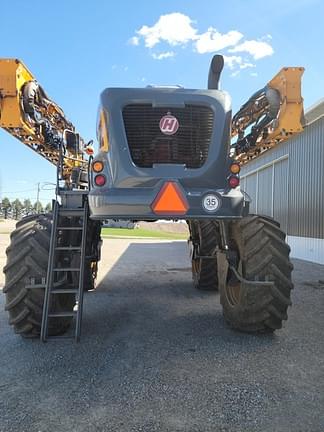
(89, 87, 247, 220)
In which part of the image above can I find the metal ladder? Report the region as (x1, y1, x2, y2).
(40, 198, 88, 342)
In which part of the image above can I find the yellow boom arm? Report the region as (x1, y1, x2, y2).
(231, 67, 305, 164)
(0, 58, 87, 180)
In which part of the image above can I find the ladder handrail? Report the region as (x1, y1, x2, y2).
(41, 200, 60, 342)
(75, 201, 88, 341)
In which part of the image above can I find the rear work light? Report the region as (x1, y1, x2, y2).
(228, 175, 240, 188)
(94, 174, 106, 186)
(92, 161, 104, 173)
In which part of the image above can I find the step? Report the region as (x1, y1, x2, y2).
(57, 226, 83, 231)
(55, 246, 81, 251)
(26, 283, 45, 289)
(58, 190, 88, 196)
(53, 268, 80, 272)
(59, 209, 85, 217)
(48, 311, 77, 318)
(26, 281, 71, 289)
(47, 335, 76, 340)
(51, 288, 79, 294)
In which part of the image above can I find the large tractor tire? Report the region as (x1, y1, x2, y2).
(84, 219, 101, 292)
(188, 220, 220, 291)
(71, 218, 101, 292)
(3, 214, 75, 338)
(219, 215, 293, 333)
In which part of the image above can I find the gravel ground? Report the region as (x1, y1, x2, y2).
(138, 221, 189, 234)
(0, 219, 16, 235)
(0, 235, 324, 432)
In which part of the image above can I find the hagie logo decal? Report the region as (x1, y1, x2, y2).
(159, 113, 179, 135)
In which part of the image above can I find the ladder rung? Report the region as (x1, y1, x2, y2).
(55, 246, 81, 251)
(58, 190, 88, 195)
(51, 288, 79, 294)
(53, 268, 80, 272)
(57, 226, 83, 230)
(26, 280, 69, 289)
(47, 335, 76, 340)
(59, 209, 85, 216)
(48, 311, 76, 318)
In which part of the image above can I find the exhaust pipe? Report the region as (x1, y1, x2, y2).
(208, 55, 224, 90)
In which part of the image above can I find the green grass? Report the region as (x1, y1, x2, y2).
(101, 227, 187, 240)
(0, 224, 187, 239)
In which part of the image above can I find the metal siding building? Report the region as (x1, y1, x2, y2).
(241, 99, 324, 264)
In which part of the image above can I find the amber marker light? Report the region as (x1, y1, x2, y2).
(230, 162, 241, 174)
(93, 161, 104, 173)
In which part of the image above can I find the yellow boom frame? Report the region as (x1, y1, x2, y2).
(0, 58, 85, 178)
(232, 67, 304, 164)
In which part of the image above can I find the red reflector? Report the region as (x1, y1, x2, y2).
(152, 182, 188, 215)
(228, 175, 240, 188)
(94, 174, 106, 186)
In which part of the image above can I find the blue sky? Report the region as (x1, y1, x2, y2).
(0, 0, 323, 204)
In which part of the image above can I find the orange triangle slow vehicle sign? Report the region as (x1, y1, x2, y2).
(151, 182, 189, 215)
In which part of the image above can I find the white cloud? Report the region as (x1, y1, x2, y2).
(195, 28, 243, 54)
(223, 55, 255, 70)
(136, 12, 197, 48)
(223, 55, 243, 69)
(129, 36, 139, 46)
(250, 72, 258, 77)
(239, 62, 255, 69)
(229, 40, 274, 59)
(230, 70, 240, 78)
(130, 13, 274, 76)
(152, 51, 175, 60)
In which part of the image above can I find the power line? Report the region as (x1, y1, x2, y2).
(36, 183, 40, 213)
(1, 188, 38, 194)
(1, 182, 55, 195)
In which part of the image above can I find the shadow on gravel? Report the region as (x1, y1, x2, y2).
(80, 241, 277, 352)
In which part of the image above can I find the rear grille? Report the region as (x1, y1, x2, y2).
(122, 104, 214, 168)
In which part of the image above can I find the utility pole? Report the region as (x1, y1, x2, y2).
(36, 182, 40, 213)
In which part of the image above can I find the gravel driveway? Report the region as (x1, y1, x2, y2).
(0, 236, 323, 432)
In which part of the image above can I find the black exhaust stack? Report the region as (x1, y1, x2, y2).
(208, 55, 224, 90)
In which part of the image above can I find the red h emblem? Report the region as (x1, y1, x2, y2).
(159, 114, 179, 135)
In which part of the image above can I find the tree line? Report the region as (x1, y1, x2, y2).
(0, 198, 52, 220)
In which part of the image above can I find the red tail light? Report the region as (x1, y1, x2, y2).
(94, 174, 106, 186)
(228, 175, 240, 188)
